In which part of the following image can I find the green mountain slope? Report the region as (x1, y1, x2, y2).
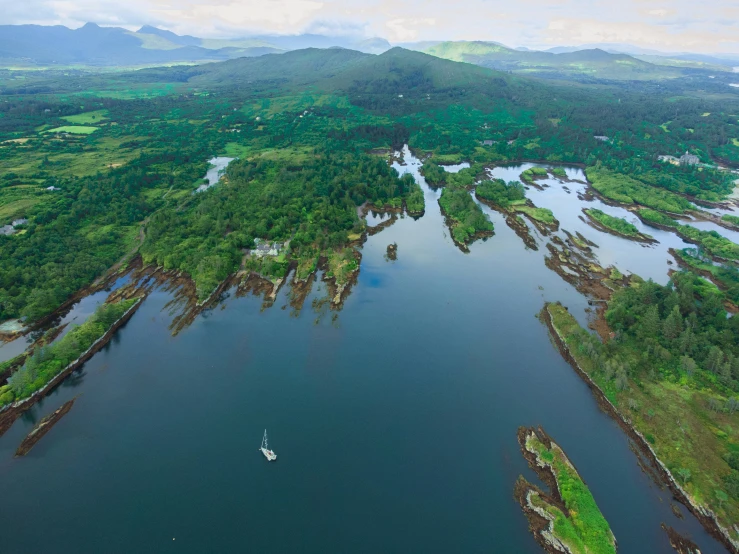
(326, 47, 497, 89)
(187, 47, 372, 87)
(422, 41, 684, 81)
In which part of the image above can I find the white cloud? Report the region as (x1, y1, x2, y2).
(1, 0, 737, 53)
(384, 17, 435, 42)
(545, 17, 739, 52)
(153, 0, 325, 33)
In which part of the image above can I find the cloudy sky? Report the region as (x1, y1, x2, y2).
(3, 0, 738, 53)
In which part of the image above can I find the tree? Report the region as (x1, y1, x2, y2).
(676, 467, 692, 484)
(680, 356, 697, 376)
(705, 346, 725, 374)
(639, 305, 661, 341)
(715, 489, 729, 510)
(662, 305, 683, 341)
(678, 326, 696, 355)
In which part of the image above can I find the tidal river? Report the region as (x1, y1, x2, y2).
(0, 148, 729, 553)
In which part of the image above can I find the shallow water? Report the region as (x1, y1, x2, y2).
(487, 163, 692, 284)
(439, 161, 470, 173)
(0, 275, 133, 364)
(0, 148, 729, 554)
(195, 157, 235, 193)
(0, 336, 31, 364)
(688, 219, 739, 246)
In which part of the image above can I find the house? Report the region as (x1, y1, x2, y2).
(481, 140, 495, 146)
(679, 151, 700, 166)
(248, 239, 284, 258)
(594, 135, 610, 142)
(0, 225, 16, 236)
(46, 186, 60, 191)
(658, 155, 679, 165)
(11, 218, 27, 227)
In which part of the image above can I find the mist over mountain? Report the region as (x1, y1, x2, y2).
(0, 21, 736, 80)
(0, 23, 391, 66)
(545, 43, 739, 70)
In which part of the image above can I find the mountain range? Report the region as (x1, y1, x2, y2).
(0, 22, 736, 82)
(0, 23, 392, 67)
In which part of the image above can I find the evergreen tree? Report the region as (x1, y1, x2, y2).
(662, 305, 683, 342)
(705, 345, 725, 374)
(640, 305, 661, 341)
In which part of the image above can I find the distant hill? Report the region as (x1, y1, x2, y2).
(118, 46, 527, 120)
(416, 40, 685, 81)
(183, 47, 371, 87)
(137, 25, 201, 47)
(327, 47, 499, 90)
(0, 23, 392, 67)
(545, 43, 739, 71)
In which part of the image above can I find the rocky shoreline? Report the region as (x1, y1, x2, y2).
(634, 212, 738, 265)
(662, 524, 702, 554)
(15, 398, 76, 457)
(514, 425, 617, 554)
(668, 248, 739, 313)
(437, 202, 493, 253)
(541, 302, 739, 554)
(514, 427, 573, 554)
(581, 209, 656, 244)
(0, 298, 143, 438)
(475, 195, 538, 250)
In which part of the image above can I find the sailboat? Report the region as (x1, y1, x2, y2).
(259, 429, 277, 461)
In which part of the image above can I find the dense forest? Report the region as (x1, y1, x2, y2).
(548, 269, 739, 535)
(141, 148, 418, 297)
(0, 46, 738, 321)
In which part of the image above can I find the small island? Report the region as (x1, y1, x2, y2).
(438, 187, 494, 250)
(476, 178, 558, 237)
(15, 398, 76, 457)
(521, 166, 549, 184)
(638, 209, 739, 262)
(583, 208, 655, 243)
(515, 426, 617, 554)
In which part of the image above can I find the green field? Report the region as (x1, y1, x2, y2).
(61, 109, 108, 124)
(43, 126, 99, 135)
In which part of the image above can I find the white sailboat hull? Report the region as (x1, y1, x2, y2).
(260, 447, 277, 461)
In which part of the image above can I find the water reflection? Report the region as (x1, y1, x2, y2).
(195, 157, 235, 193)
(488, 163, 692, 284)
(0, 147, 731, 554)
(439, 162, 471, 173)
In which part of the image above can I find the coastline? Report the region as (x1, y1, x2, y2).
(0, 298, 143, 437)
(541, 302, 739, 554)
(581, 208, 656, 244)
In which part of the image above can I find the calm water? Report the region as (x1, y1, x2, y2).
(0, 149, 730, 553)
(487, 163, 692, 284)
(0, 275, 131, 364)
(195, 157, 235, 193)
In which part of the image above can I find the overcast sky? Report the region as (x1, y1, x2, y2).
(3, 0, 738, 53)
